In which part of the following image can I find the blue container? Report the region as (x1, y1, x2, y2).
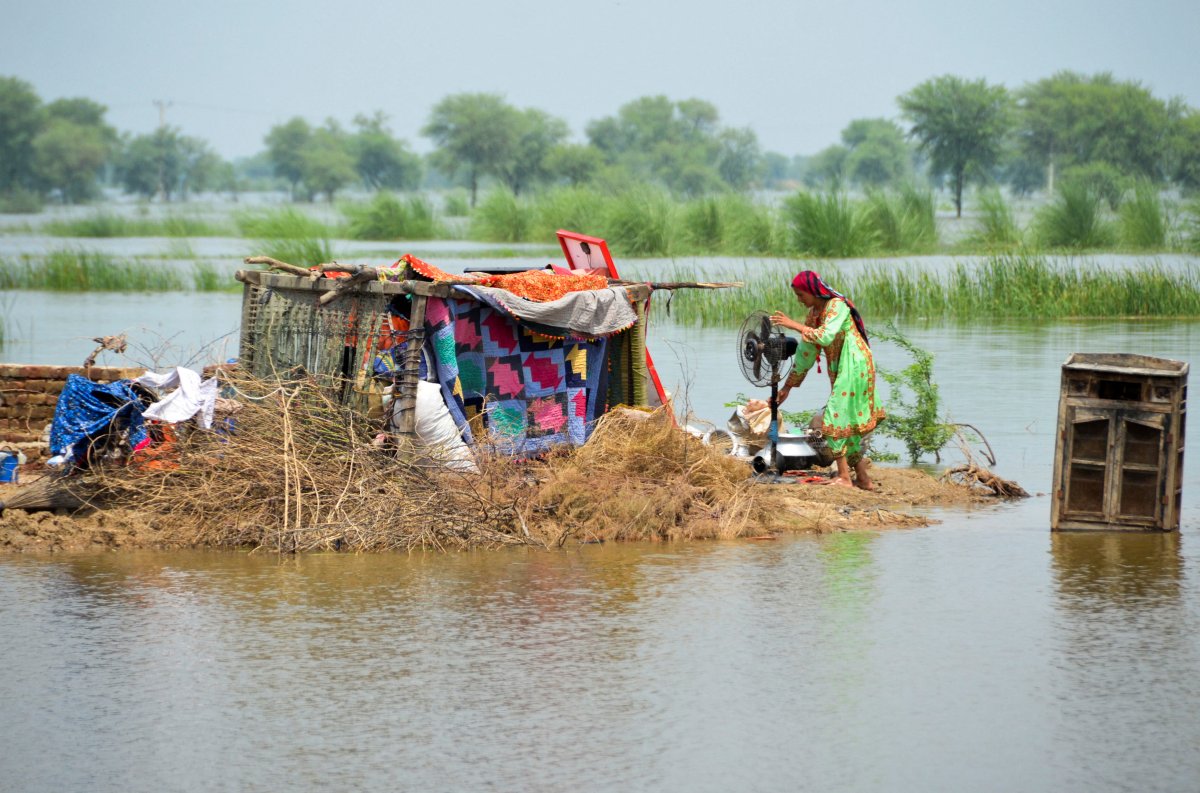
(0, 452, 18, 484)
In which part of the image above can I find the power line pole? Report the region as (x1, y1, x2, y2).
(152, 99, 173, 129)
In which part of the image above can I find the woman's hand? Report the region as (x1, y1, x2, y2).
(770, 310, 797, 331)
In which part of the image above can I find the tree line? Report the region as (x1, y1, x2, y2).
(1, 71, 1198, 212)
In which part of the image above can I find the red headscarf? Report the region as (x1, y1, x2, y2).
(792, 270, 869, 345)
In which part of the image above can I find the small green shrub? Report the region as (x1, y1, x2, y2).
(1033, 183, 1116, 249)
(1060, 162, 1128, 211)
(0, 189, 43, 213)
(343, 193, 442, 240)
(782, 191, 877, 257)
(601, 188, 675, 256)
(530, 186, 613, 242)
(237, 207, 334, 267)
(866, 188, 936, 253)
(1118, 182, 1168, 250)
(470, 189, 533, 242)
(680, 197, 724, 251)
(873, 325, 953, 463)
(968, 189, 1022, 249)
(443, 191, 470, 217)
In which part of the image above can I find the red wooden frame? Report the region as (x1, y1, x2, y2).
(556, 229, 672, 412)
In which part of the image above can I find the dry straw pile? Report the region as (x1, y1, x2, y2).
(87, 373, 792, 552)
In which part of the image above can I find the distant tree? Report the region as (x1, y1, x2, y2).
(422, 93, 519, 207)
(33, 119, 110, 203)
(0, 76, 43, 194)
(761, 151, 791, 188)
(1017, 72, 1171, 190)
(899, 75, 1013, 217)
(544, 143, 604, 186)
(351, 112, 422, 191)
(585, 95, 754, 194)
(265, 117, 313, 200)
(805, 144, 848, 188)
(31, 97, 117, 203)
(116, 127, 217, 202)
(299, 122, 356, 202)
(840, 118, 910, 187)
(495, 108, 569, 196)
(715, 127, 762, 190)
(1168, 108, 1200, 192)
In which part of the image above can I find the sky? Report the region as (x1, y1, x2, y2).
(2, 0, 1198, 161)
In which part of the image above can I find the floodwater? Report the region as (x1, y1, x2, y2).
(2, 281, 1200, 791)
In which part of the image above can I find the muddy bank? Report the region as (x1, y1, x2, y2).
(0, 466, 1004, 553)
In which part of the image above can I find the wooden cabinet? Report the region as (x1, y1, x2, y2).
(1052, 354, 1188, 531)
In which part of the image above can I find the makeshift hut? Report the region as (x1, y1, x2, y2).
(234, 247, 666, 456)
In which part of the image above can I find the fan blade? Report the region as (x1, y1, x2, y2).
(760, 315, 772, 343)
(752, 350, 763, 381)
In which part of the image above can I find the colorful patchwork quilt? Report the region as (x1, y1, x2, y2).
(425, 297, 609, 455)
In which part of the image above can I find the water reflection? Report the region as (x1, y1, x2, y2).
(1051, 531, 1182, 607)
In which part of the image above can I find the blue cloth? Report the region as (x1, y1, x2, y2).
(49, 374, 148, 455)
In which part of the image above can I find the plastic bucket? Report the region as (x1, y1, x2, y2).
(0, 452, 18, 484)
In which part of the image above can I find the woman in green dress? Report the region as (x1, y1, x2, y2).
(771, 270, 885, 489)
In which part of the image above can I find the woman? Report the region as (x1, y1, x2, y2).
(771, 270, 885, 489)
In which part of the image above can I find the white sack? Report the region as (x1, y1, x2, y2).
(137, 367, 219, 428)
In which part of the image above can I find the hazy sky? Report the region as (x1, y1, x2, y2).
(3, 0, 1197, 160)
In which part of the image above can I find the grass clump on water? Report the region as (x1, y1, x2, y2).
(470, 190, 534, 243)
(236, 207, 335, 268)
(966, 189, 1022, 249)
(1117, 183, 1169, 250)
(782, 191, 878, 257)
(656, 254, 1200, 325)
(865, 187, 937, 253)
(0, 250, 233, 292)
(1033, 183, 1117, 250)
(342, 193, 444, 240)
(42, 212, 225, 237)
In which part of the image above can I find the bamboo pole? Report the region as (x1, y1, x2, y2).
(393, 294, 427, 442)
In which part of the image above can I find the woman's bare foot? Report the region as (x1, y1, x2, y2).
(826, 476, 855, 488)
(854, 478, 876, 491)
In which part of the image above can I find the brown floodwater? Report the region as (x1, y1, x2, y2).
(1, 282, 1199, 791)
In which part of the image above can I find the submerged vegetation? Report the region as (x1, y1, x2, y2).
(40, 212, 228, 238)
(235, 207, 335, 268)
(653, 254, 1200, 325)
(0, 250, 233, 291)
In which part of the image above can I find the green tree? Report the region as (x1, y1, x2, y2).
(299, 122, 356, 202)
(265, 117, 313, 200)
(544, 143, 604, 186)
(351, 112, 421, 191)
(0, 76, 43, 194)
(1018, 72, 1171, 189)
(715, 127, 762, 190)
(805, 144, 848, 188)
(31, 97, 118, 203)
(116, 127, 216, 202)
(423, 93, 518, 207)
(1167, 108, 1200, 192)
(899, 75, 1013, 217)
(33, 119, 110, 203)
(495, 108, 569, 196)
(840, 118, 910, 187)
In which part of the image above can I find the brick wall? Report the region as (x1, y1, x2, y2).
(0, 364, 144, 462)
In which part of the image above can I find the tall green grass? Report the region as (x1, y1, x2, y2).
(866, 187, 937, 253)
(0, 251, 233, 291)
(236, 207, 335, 267)
(470, 190, 534, 243)
(443, 191, 470, 217)
(967, 190, 1022, 249)
(652, 254, 1200, 325)
(1033, 183, 1117, 249)
(1185, 199, 1200, 253)
(42, 212, 226, 237)
(529, 186, 615, 243)
(782, 191, 878, 257)
(342, 193, 443, 240)
(1118, 183, 1168, 250)
(600, 187, 676, 256)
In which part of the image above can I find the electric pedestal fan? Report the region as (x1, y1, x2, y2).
(736, 311, 827, 475)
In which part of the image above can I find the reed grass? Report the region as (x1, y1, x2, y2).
(236, 207, 335, 267)
(601, 187, 677, 256)
(41, 212, 226, 237)
(529, 186, 615, 242)
(1118, 183, 1168, 250)
(342, 192, 443, 240)
(653, 254, 1200, 325)
(0, 251, 237, 292)
(470, 189, 534, 243)
(866, 188, 937, 253)
(782, 191, 878, 257)
(1033, 183, 1117, 250)
(966, 189, 1022, 249)
(443, 191, 470, 217)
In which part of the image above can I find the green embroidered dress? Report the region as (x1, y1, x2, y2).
(786, 297, 885, 461)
